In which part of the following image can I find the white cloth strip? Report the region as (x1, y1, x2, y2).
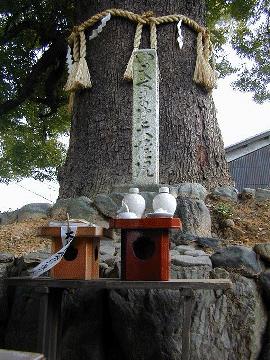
(66, 45, 73, 74)
(61, 225, 77, 246)
(177, 20, 184, 49)
(89, 13, 111, 40)
(28, 226, 77, 278)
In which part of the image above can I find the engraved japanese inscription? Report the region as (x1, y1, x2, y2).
(132, 49, 159, 184)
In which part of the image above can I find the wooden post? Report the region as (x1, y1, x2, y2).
(36, 286, 63, 360)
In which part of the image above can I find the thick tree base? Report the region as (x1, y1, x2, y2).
(58, 0, 231, 199)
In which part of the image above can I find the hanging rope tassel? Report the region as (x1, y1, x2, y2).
(124, 22, 143, 80)
(193, 32, 217, 91)
(64, 33, 80, 92)
(150, 21, 157, 50)
(64, 31, 91, 113)
(74, 31, 92, 89)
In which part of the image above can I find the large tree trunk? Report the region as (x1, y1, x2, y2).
(58, 0, 231, 198)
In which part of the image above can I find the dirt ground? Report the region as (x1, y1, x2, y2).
(0, 219, 51, 257)
(207, 197, 270, 247)
(0, 197, 269, 257)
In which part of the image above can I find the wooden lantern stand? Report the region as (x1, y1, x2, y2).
(40, 226, 104, 280)
(109, 217, 182, 281)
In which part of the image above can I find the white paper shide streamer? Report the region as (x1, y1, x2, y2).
(89, 13, 111, 40)
(66, 45, 73, 74)
(177, 19, 184, 49)
(28, 225, 78, 278)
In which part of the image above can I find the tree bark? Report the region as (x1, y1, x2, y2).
(58, 0, 231, 198)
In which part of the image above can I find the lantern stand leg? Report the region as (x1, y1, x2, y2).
(181, 289, 195, 360)
(36, 286, 63, 360)
(36, 286, 49, 355)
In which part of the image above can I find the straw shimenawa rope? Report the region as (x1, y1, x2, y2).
(64, 8, 216, 102)
(64, 33, 80, 92)
(123, 22, 143, 80)
(193, 31, 216, 90)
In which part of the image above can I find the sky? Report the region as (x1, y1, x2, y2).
(213, 76, 270, 147)
(0, 76, 269, 212)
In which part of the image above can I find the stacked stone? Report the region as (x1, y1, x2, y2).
(1, 183, 270, 359)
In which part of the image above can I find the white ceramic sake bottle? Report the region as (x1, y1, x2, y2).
(152, 187, 177, 215)
(123, 188, 146, 218)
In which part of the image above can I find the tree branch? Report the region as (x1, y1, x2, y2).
(42, 48, 67, 111)
(0, 20, 38, 45)
(0, 36, 67, 117)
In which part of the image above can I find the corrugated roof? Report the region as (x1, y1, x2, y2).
(225, 130, 270, 152)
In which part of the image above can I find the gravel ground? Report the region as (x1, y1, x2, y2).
(0, 198, 269, 257)
(208, 198, 270, 247)
(0, 219, 51, 257)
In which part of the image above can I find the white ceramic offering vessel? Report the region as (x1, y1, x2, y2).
(152, 187, 177, 215)
(117, 212, 137, 219)
(122, 188, 146, 218)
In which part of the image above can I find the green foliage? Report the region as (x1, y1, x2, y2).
(206, 0, 270, 102)
(214, 202, 234, 220)
(0, 0, 269, 182)
(0, 0, 74, 182)
(0, 102, 69, 182)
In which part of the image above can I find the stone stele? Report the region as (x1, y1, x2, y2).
(132, 49, 159, 185)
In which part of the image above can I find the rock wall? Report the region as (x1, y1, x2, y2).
(2, 265, 266, 360)
(0, 183, 270, 359)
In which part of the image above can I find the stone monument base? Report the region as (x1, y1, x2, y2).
(111, 183, 177, 195)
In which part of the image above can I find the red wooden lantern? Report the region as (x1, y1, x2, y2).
(40, 226, 103, 280)
(109, 218, 181, 281)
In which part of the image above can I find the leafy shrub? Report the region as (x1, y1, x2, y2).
(214, 202, 234, 222)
